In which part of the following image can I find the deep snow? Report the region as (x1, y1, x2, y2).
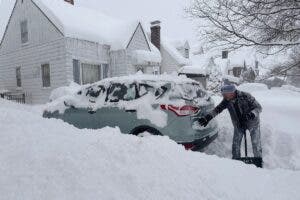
(204, 83, 300, 170)
(1, 86, 300, 199)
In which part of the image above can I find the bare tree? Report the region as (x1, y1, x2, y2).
(186, 0, 300, 85)
(186, 0, 300, 50)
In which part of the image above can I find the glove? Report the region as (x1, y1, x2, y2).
(198, 114, 213, 127)
(243, 112, 256, 121)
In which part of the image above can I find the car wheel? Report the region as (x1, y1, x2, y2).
(131, 126, 161, 137)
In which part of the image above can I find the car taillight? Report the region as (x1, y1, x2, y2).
(160, 105, 199, 116)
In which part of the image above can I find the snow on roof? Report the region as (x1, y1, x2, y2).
(32, 0, 141, 50)
(161, 39, 191, 66)
(0, 0, 16, 44)
(178, 65, 207, 75)
(131, 50, 161, 65)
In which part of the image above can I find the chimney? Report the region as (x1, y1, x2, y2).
(150, 20, 161, 50)
(64, 0, 74, 5)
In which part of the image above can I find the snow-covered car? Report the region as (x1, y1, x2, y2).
(43, 74, 218, 150)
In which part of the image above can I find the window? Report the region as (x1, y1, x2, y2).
(184, 48, 189, 58)
(81, 63, 101, 85)
(16, 67, 22, 88)
(20, 20, 28, 44)
(106, 83, 137, 102)
(41, 64, 51, 87)
(102, 64, 109, 79)
(222, 50, 228, 59)
(73, 59, 80, 84)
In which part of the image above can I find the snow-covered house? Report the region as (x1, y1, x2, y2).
(0, 0, 161, 104)
(148, 21, 191, 74)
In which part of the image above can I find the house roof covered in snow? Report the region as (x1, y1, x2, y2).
(32, 0, 143, 50)
(0, 0, 151, 51)
(178, 65, 207, 75)
(161, 39, 191, 65)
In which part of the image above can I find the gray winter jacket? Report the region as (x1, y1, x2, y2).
(210, 90, 262, 129)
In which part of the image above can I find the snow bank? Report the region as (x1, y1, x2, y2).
(1, 98, 300, 200)
(205, 83, 300, 170)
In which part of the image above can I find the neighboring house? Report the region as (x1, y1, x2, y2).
(178, 65, 209, 89)
(0, 0, 161, 104)
(149, 21, 191, 74)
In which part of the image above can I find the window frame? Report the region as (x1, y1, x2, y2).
(41, 63, 51, 88)
(20, 20, 29, 44)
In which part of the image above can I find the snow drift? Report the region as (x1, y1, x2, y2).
(0, 99, 300, 200)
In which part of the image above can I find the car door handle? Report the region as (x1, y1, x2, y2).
(125, 109, 136, 113)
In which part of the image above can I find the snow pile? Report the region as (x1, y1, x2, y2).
(178, 65, 207, 75)
(1, 99, 300, 200)
(49, 82, 81, 101)
(205, 83, 300, 170)
(32, 0, 139, 50)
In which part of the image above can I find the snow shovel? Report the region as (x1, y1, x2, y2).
(236, 130, 263, 168)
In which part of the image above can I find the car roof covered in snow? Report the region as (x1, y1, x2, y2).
(32, 0, 142, 50)
(91, 74, 199, 85)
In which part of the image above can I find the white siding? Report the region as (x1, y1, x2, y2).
(110, 50, 128, 77)
(127, 24, 150, 52)
(160, 46, 182, 74)
(65, 38, 110, 83)
(0, 38, 67, 104)
(0, 0, 63, 54)
(0, 0, 66, 104)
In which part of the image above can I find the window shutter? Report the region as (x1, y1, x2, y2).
(73, 59, 80, 84)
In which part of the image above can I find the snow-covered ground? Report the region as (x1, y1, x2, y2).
(0, 84, 300, 200)
(205, 83, 300, 170)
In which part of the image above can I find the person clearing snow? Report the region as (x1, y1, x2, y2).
(198, 84, 263, 167)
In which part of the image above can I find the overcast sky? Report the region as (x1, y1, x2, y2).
(75, 0, 198, 44)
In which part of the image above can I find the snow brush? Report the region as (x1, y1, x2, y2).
(236, 131, 263, 168)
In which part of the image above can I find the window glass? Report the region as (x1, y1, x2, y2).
(73, 59, 80, 84)
(20, 20, 28, 44)
(41, 64, 50, 87)
(102, 64, 109, 79)
(16, 67, 21, 87)
(81, 63, 101, 84)
(106, 83, 136, 102)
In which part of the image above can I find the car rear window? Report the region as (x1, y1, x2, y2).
(169, 83, 206, 101)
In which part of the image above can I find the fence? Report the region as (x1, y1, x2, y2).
(0, 92, 26, 104)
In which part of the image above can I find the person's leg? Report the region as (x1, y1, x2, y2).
(249, 123, 262, 158)
(232, 126, 244, 159)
